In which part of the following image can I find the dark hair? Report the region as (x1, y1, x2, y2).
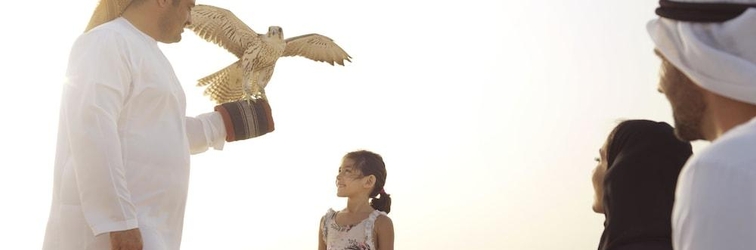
(344, 150, 391, 214)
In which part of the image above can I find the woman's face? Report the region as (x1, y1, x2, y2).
(592, 140, 610, 214)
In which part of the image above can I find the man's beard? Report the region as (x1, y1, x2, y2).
(671, 99, 706, 141)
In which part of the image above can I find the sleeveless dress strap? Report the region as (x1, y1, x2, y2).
(364, 210, 388, 248)
(322, 208, 336, 242)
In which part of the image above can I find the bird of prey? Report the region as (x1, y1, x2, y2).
(186, 4, 352, 104)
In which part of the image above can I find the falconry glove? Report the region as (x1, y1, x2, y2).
(214, 99, 275, 142)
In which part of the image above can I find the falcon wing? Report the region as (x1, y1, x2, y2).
(186, 4, 259, 58)
(282, 34, 352, 66)
(198, 60, 245, 104)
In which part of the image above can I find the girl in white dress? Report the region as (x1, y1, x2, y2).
(319, 150, 394, 250)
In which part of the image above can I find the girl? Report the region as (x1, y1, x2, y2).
(319, 150, 394, 250)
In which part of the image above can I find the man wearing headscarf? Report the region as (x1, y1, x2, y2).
(647, 0, 756, 249)
(42, 0, 275, 249)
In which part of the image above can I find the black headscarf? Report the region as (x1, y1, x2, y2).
(598, 120, 692, 250)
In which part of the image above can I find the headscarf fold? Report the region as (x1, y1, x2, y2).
(647, 0, 756, 105)
(598, 120, 692, 250)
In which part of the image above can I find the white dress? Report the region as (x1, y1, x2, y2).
(321, 209, 387, 250)
(43, 17, 226, 250)
(672, 117, 756, 250)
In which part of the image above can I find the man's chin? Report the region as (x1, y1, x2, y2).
(161, 35, 182, 44)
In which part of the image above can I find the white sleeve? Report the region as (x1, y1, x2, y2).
(673, 157, 756, 250)
(62, 31, 138, 235)
(186, 111, 227, 154)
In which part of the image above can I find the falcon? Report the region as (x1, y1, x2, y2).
(187, 4, 352, 103)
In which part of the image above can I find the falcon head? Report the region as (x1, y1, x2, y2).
(266, 26, 284, 40)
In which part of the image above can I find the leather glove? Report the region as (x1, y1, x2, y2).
(214, 99, 275, 142)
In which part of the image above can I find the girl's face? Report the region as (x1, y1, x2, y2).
(591, 141, 609, 214)
(336, 158, 371, 198)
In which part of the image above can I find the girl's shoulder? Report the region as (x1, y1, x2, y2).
(368, 209, 388, 220)
(324, 208, 337, 216)
(321, 208, 338, 222)
(373, 211, 393, 229)
(366, 210, 391, 232)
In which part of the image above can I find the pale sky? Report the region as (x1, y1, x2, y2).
(0, 0, 707, 249)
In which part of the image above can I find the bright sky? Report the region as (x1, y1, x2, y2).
(0, 0, 708, 249)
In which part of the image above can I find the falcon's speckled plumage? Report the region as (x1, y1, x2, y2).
(187, 4, 352, 104)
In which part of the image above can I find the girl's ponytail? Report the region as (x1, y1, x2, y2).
(370, 189, 392, 214)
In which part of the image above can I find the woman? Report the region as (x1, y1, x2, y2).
(591, 120, 692, 250)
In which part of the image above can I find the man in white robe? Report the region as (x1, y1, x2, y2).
(42, 0, 274, 249)
(647, 0, 756, 249)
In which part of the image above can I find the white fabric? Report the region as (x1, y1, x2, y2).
(43, 17, 226, 250)
(647, 7, 756, 105)
(671, 117, 756, 250)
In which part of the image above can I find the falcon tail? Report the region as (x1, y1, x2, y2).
(197, 61, 246, 104)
